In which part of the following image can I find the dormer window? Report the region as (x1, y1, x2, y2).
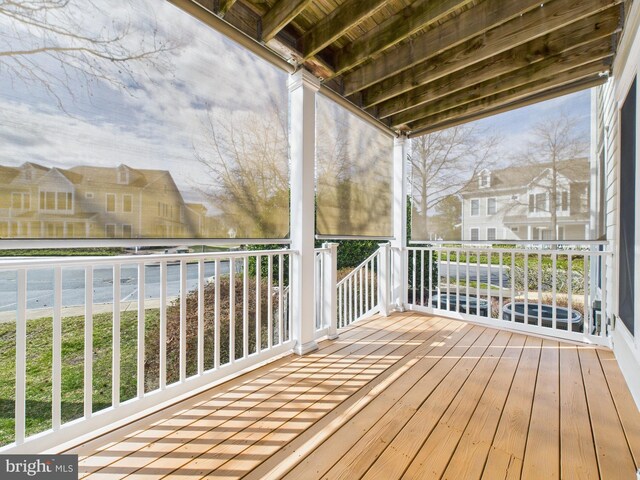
(479, 170, 491, 188)
(117, 165, 129, 184)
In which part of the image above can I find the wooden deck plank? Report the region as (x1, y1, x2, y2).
(76, 313, 418, 476)
(86, 314, 434, 478)
(401, 330, 515, 479)
(164, 317, 453, 479)
(358, 328, 501, 480)
(580, 347, 637, 479)
(68, 313, 640, 480)
(240, 319, 470, 480)
(279, 324, 484, 480)
(597, 348, 640, 468)
(559, 345, 599, 479)
(438, 334, 526, 480)
(201, 318, 464, 478)
(481, 336, 542, 480)
(521, 339, 560, 480)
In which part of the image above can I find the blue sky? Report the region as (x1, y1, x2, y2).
(473, 89, 591, 162)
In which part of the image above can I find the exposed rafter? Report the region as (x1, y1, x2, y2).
(301, 0, 389, 60)
(262, 0, 314, 42)
(389, 40, 613, 127)
(406, 61, 609, 132)
(343, 0, 621, 96)
(332, 0, 472, 75)
(217, 0, 237, 16)
(408, 76, 607, 137)
(366, 7, 622, 111)
(385, 39, 616, 128)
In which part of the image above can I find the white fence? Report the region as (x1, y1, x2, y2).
(405, 243, 612, 345)
(0, 249, 292, 453)
(336, 248, 382, 328)
(0, 240, 614, 453)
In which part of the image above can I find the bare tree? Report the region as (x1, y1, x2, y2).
(193, 104, 290, 238)
(409, 124, 501, 241)
(0, 0, 175, 107)
(315, 101, 393, 236)
(519, 111, 589, 238)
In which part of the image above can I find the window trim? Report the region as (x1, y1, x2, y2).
(487, 197, 497, 215)
(122, 194, 133, 213)
(106, 193, 117, 213)
(470, 198, 480, 217)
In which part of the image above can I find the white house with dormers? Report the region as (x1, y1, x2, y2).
(460, 158, 590, 241)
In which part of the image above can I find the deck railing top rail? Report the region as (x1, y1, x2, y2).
(0, 248, 294, 269)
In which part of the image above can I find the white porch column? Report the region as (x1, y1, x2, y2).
(391, 135, 408, 310)
(288, 69, 320, 356)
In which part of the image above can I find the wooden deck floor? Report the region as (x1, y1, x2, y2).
(71, 313, 640, 479)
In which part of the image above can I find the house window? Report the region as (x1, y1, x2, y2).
(487, 228, 496, 241)
(118, 167, 129, 184)
(471, 199, 480, 216)
(487, 197, 496, 215)
(105, 224, 116, 238)
(479, 171, 490, 188)
(470, 228, 479, 241)
(556, 191, 569, 211)
(122, 224, 132, 238)
(123, 194, 133, 213)
(529, 194, 534, 213)
(39, 191, 72, 211)
(106, 193, 116, 213)
(11, 193, 30, 210)
(535, 193, 547, 212)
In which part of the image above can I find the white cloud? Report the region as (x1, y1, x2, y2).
(0, 0, 289, 205)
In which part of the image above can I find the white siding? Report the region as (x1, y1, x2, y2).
(597, 0, 640, 407)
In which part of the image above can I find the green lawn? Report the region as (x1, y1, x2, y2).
(0, 274, 280, 447)
(438, 251, 586, 271)
(0, 310, 160, 446)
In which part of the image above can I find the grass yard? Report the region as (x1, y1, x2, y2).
(0, 310, 159, 446)
(0, 274, 282, 447)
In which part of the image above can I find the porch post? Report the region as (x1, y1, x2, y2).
(288, 69, 320, 356)
(378, 242, 391, 316)
(391, 135, 408, 310)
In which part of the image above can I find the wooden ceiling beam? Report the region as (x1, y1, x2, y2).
(405, 61, 609, 132)
(217, 0, 237, 16)
(386, 37, 615, 126)
(408, 76, 607, 137)
(343, 0, 621, 96)
(368, 7, 621, 111)
(301, 0, 389, 60)
(331, 0, 472, 76)
(261, 0, 314, 42)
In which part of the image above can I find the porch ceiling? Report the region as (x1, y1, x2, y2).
(173, 0, 629, 135)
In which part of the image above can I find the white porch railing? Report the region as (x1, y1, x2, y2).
(0, 240, 613, 454)
(0, 248, 293, 453)
(404, 243, 612, 345)
(336, 248, 382, 328)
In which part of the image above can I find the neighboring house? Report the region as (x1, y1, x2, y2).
(459, 159, 590, 241)
(0, 162, 208, 239)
